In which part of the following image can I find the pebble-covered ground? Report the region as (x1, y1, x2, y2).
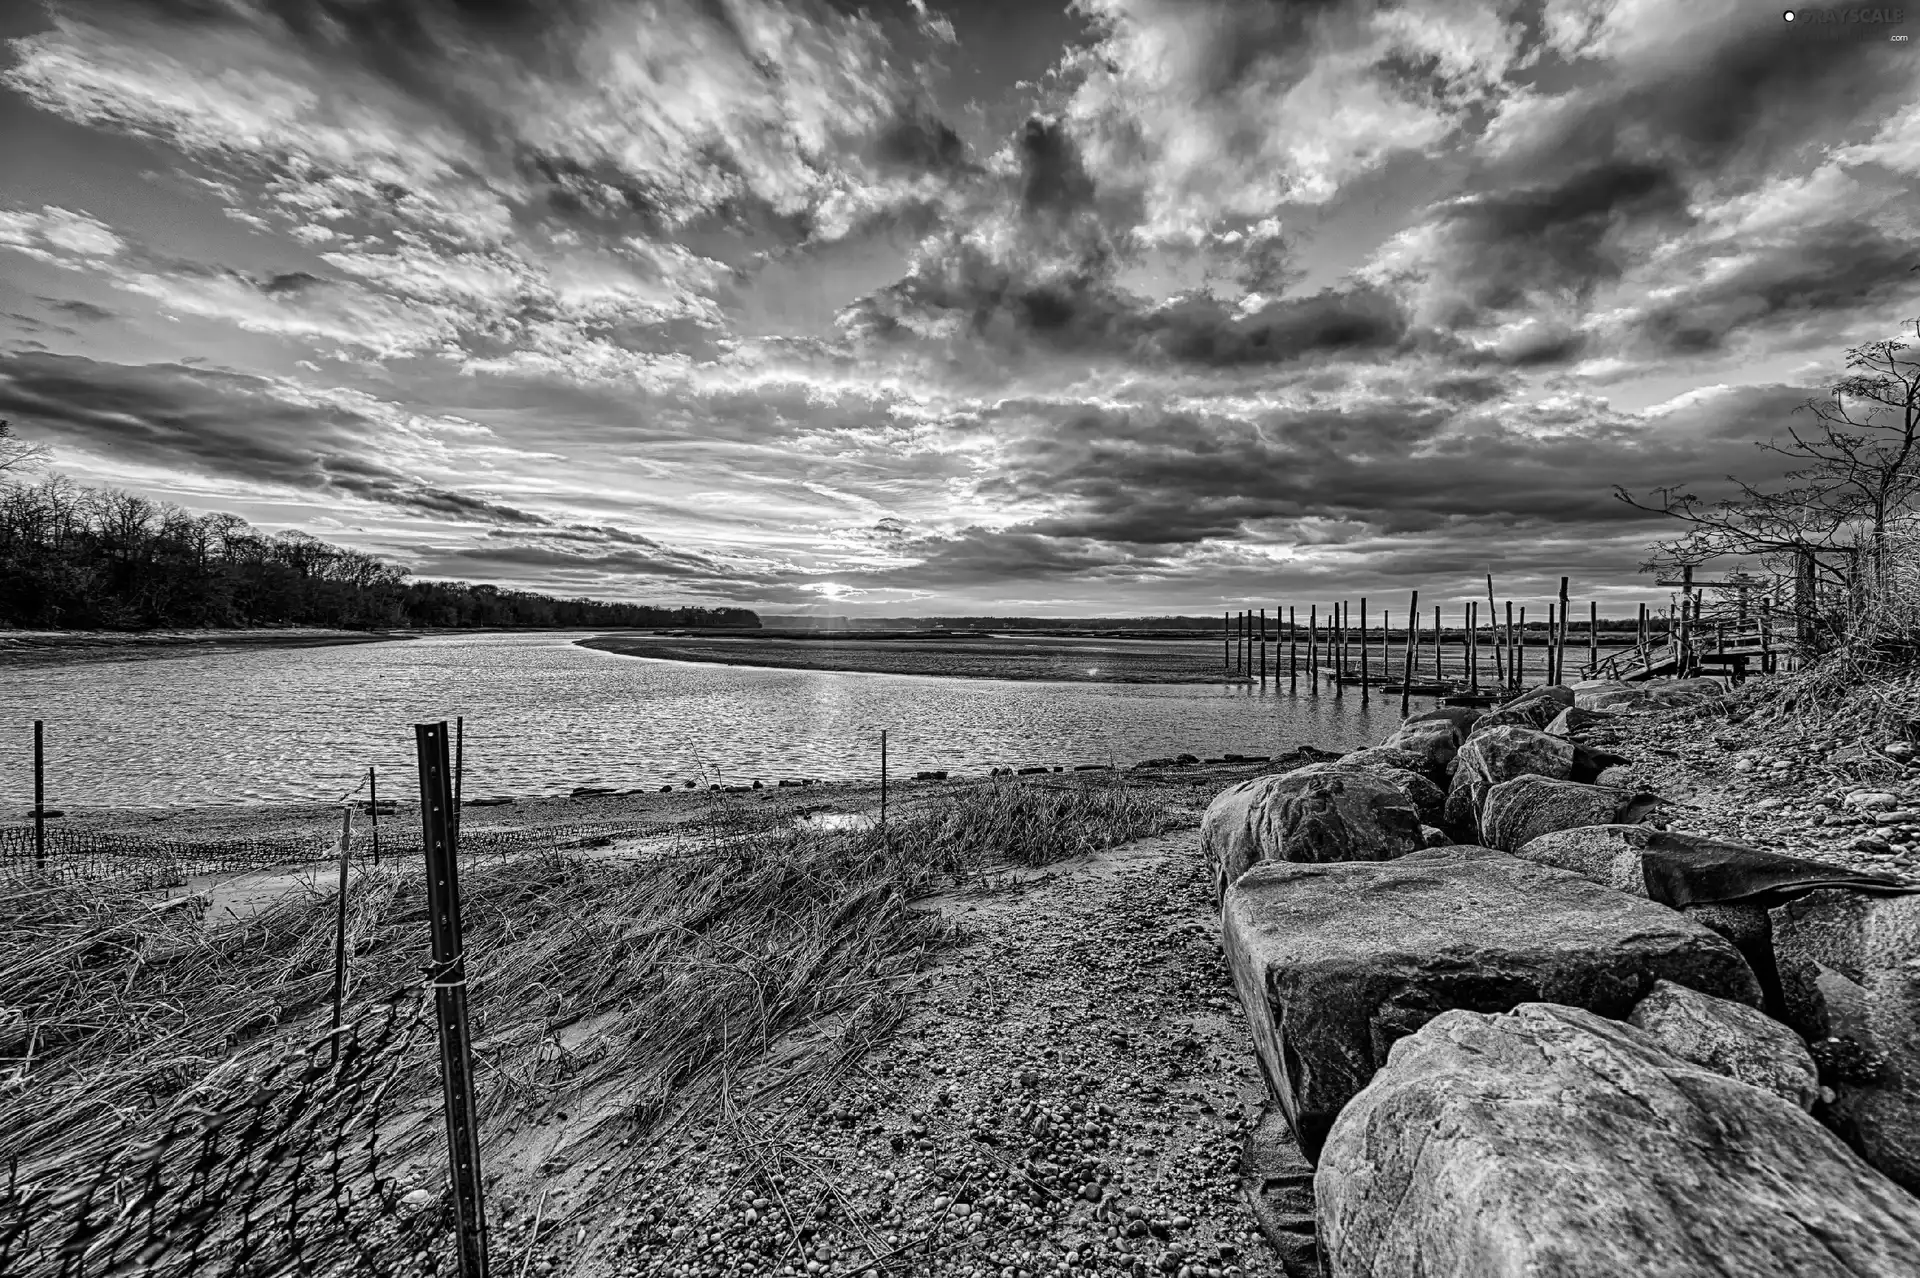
(489, 829, 1288, 1278)
(1581, 698, 1920, 885)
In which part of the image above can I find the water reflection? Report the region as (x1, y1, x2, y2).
(3, 632, 1412, 808)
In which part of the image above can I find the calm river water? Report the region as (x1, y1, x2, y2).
(2, 632, 1409, 808)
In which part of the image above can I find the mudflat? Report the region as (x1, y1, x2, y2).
(579, 631, 1250, 684)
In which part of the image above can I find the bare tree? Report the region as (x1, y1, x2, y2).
(0, 420, 50, 477)
(1615, 318, 1920, 647)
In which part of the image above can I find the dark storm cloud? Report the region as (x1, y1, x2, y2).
(1428, 160, 1693, 318)
(1633, 219, 1920, 356)
(0, 351, 552, 526)
(45, 298, 119, 323)
(966, 384, 1824, 547)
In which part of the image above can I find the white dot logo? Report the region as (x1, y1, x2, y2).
(1783, 8, 1796, 18)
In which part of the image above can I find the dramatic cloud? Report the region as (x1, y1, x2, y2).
(1, 0, 1916, 612)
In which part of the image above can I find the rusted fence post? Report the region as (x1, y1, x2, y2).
(1400, 590, 1418, 717)
(33, 721, 45, 871)
(415, 721, 490, 1278)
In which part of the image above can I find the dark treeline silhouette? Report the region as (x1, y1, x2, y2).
(0, 474, 761, 631)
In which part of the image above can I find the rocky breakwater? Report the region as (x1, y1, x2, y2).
(1203, 678, 1920, 1277)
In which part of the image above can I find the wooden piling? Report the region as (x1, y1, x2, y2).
(1468, 601, 1479, 694)
(1400, 591, 1418, 717)
(1432, 605, 1442, 682)
(1308, 605, 1318, 688)
(1359, 598, 1369, 696)
(369, 765, 382, 866)
(1518, 606, 1527, 687)
(1223, 610, 1231, 669)
(1504, 600, 1516, 689)
(1259, 607, 1268, 685)
(1289, 606, 1298, 685)
(1556, 577, 1570, 686)
(1546, 604, 1557, 684)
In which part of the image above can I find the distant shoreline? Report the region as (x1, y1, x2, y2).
(0, 627, 426, 667)
(578, 631, 1252, 684)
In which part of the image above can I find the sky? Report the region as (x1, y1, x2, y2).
(0, 0, 1916, 618)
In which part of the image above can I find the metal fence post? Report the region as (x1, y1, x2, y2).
(369, 766, 382, 867)
(33, 721, 45, 871)
(415, 721, 489, 1278)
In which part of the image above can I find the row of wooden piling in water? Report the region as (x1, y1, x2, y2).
(1219, 576, 1787, 714)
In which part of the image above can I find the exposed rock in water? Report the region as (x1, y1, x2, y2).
(1220, 845, 1760, 1162)
(1627, 978, 1820, 1111)
(1317, 1002, 1920, 1278)
(1201, 764, 1422, 902)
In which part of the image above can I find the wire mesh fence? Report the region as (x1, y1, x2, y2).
(0, 1007, 446, 1278)
(0, 817, 675, 889)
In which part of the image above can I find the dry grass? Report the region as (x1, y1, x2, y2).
(1, 775, 1188, 1182)
(1733, 526, 1920, 743)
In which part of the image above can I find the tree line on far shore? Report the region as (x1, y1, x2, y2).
(0, 468, 761, 632)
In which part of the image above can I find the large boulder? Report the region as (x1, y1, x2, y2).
(1380, 709, 1480, 783)
(1337, 745, 1431, 776)
(1317, 1003, 1920, 1278)
(1221, 845, 1761, 1162)
(1443, 726, 1576, 838)
(1379, 768, 1446, 826)
(1469, 684, 1575, 735)
(1627, 979, 1820, 1110)
(1201, 764, 1422, 901)
(1513, 826, 1914, 910)
(1479, 775, 1661, 853)
(1772, 889, 1920, 1193)
(1545, 705, 1617, 737)
(1578, 676, 1728, 715)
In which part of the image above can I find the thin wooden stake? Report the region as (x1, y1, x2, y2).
(1589, 600, 1599, 673)
(369, 766, 382, 867)
(1504, 600, 1516, 689)
(1308, 605, 1318, 689)
(880, 730, 888, 837)
(330, 804, 353, 1065)
(1432, 605, 1442, 683)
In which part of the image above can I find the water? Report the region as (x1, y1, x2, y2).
(2, 632, 1407, 808)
